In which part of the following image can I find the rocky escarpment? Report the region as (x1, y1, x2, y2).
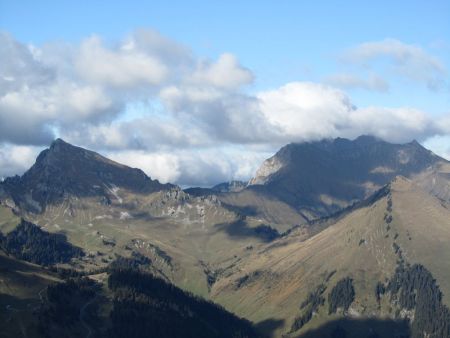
(0, 139, 173, 212)
(246, 135, 446, 218)
(212, 180, 248, 193)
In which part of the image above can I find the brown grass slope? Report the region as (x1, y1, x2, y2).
(210, 176, 450, 337)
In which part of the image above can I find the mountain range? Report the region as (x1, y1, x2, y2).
(0, 135, 449, 338)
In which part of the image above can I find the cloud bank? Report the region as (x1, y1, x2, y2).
(341, 38, 448, 91)
(0, 31, 449, 186)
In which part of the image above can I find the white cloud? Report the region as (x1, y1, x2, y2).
(1, 30, 449, 187)
(0, 144, 41, 178)
(348, 106, 433, 143)
(437, 114, 450, 134)
(257, 82, 354, 141)
(423, 135, 450, 161)
(76, 35, 169, 88)
(325, 73, 389, 92)
(63, 115, 213, 151)
(342, 38, 447, 90)
(108, 151, 181, 184)
(0, 80, 119, 144)
(128, 28, 192, 67)
(258, 82, 438, 143)
(0, 29, 259, 148)
(159, 84, 274, 144)
(0, 32, 54, 93)
(107, 147, 270, 187)
(0, 32, 125, 145)
(190, 53, 254, 89)
(173, 148, 271, 187)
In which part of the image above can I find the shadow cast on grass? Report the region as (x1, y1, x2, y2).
(255, 318, 285, 338)
(297, 317, 410, 338)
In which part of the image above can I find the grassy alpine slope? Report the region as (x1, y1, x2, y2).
(210, 177, 450, 337)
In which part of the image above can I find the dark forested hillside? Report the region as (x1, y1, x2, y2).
(0, 219, 84, 265)
(384, 263, 450, 338)
(107, 268, 261, 338)
(35, 262, 261, 338)
(39, 278, 98, 326)
(328, 278, 355, 314)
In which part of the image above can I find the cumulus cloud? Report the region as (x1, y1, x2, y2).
(258, 82, 439, 143)
(347, 106, 434, 142)
(0, 32, 124, 145)
(107, 147, 270, 187)
(190, 53, 254, 89)
(66, 81, 448, 186)
(129, 28, 192, 68)
(0, 32, 54, 93)
(159, 85, 274, 144)
(342, 38, 447, 90)
(173, 148, 269, 187)
(108, 151, 181, 184)
(0, 80, 119, 144)
(258, 82, 354, 141)
(63, 115, 213, 151)
(0, 144, 41, 179)
(0, 30, 256, 146)
(1, 30, 449, 186)
(76, 36, 169, 88)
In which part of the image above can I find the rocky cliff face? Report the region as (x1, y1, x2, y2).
(246, 135, 447, 218)
(0, 139, 173, 212)
(212, 180, 248, 193)
(248, 156, 285, 185)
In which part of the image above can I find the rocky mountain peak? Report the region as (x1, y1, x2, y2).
(50, 137, 69, 148)
(354, 134, 381, 145)
(247, 136, 447, 218)
(1, 139, 173, 212)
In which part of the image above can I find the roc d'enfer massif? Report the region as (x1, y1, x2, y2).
(1, 1, 450, 338)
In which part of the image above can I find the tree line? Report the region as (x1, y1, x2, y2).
(0, 219, 84, 265)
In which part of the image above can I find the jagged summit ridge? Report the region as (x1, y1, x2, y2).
(1, 139, 173, 212)
(247, 136, 447, 218)
(212, 180, 247, 193)
(249, 136, 384, 186)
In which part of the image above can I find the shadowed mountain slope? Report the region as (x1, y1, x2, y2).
(245, 136, 447, 219)
(0, 139, 173, 212)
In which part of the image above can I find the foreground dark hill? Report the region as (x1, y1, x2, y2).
(0, 250, 261, 338)
(244, 135, 446, 218)
(0, 139, 172, 212)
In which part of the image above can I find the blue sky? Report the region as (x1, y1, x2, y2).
(2, 1, 449, 106)
(0, 1, 449, 185)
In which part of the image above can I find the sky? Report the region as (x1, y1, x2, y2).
(0, 1, 449, 186)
